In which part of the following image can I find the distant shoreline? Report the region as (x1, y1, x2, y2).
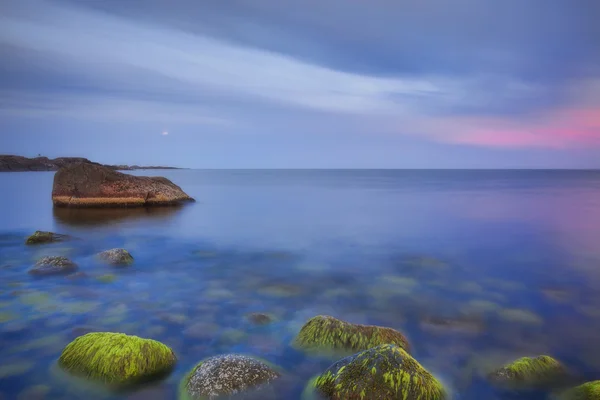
(0, 155, 182, 172)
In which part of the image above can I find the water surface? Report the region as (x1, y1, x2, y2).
(2, 169, 600, 399)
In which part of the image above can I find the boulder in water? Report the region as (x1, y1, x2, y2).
(25, 231, 70, 245)
(52, 163, 194, 208)
(29, 256, 78, 276)
(98, 248, 134, 266)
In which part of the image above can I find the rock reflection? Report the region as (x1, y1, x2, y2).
(53, 206, 185, 227)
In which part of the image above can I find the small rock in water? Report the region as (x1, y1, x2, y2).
(98, 248, 134, 266)
(247, 313, 274, 325)
(96, 274, 117, 283)
(25, 231, 70, 245)
(29, 256, 78, 276)
(556, 380, 600, 400)
(181, 354, 280, 399)
(488, 355, 567, 389)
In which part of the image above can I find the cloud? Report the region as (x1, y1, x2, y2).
(0, 0, 598, 152)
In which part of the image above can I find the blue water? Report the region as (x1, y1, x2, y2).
(2, 169, 600, 399)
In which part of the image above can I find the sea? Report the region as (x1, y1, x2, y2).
(1, 169, 600, 399)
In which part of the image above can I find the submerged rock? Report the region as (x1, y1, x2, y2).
(29, 256, 78, 276)
(25, 231, 70, 245)
(293, 315, 410, 355)
(307, 344, 446, 400)
(489, 355, 566, 388)
(557, 380, 600, 399)
(98, 248, 134, 266)
(179, 354, 280, 400)
(52, 163, 194, 207)
(58, 332, 176, 386)
(247, 313, 274, 325)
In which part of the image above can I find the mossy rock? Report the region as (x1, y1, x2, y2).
(489, 355, 566, 388)
(557, 381, 600, 400)
(26, 231, 70, 245)
(58, 332, 176, 387)
(293, 315, 410, 355)
(29, 256, 78, 276)
(179, 354, 281, 399)
(97, 249, 134, 266)
(307, 344, 446, 400)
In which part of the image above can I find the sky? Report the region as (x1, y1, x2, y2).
(0, 0, 599, 168)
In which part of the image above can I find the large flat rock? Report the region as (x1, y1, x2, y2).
(52, 163, 194, 208)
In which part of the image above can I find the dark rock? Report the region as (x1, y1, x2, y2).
(180, 355, 280, 399)
(25, 231, 70, 245)
(52, 163, 194, 207)
(98, 248, 134, 266)
(0, 155, 180, 172)
(29, 256, 78, 276)
(247, 313, 273, 325)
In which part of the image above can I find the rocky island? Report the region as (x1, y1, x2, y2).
(52, 163, 194, 207)
(0, 155, 179, 172)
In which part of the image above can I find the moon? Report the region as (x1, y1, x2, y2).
(161, 131, 169, 136)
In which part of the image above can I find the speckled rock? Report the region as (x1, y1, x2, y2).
(29, 256, 78, 276)
(180, 355, 280, 399)
(98, 248, 134, 266)
(25, 231, 70, 245)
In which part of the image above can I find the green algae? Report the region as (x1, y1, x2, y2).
(19, 291, 51, 305)
(0, 311, 16, 323)
(310, 344, 446, 400)
(96, 274, 117, 283)
(293, 315, 410, 355)
(558, 380, 600, 400)
(60, 301, 100, 315)
(58, 332, 177, 386)
(489, 355, 565, 387)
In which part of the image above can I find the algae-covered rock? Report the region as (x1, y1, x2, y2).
(179, 354, 280, 399)
(557, 381, 600, 400)
(26, 231, 70, 245)
(29, 256, 78, 276)
(98, 249, 134, 266)
(58, 332, 176, 386)
(489, 355, 565, 388)
(293, 315, 410, 355)
(308, 344, 446, 400)
(96, 274, 117, 283)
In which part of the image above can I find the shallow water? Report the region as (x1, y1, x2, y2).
(2, 169, 600, 399)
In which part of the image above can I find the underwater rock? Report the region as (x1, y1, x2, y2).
(98, 248, 134, 266)
(488, 355, 566, 388)
(66, 272, 88, 280)
(58, 332, 176, 386)
(52, 163, 194, 207)
(17, 384, 50, 400)
(179, 354, 280, 400)
(29, 256, 78, 276)
(96, 274, 117, 283)
(556, 380, 600, 399)
(25, 230, 70, 245)
(293, 315, 410, 354)
(247, 313, 274, 325)
(307, 344, 446, 400)
(420, 315, 485, 336)
(183, 321, 220, 340)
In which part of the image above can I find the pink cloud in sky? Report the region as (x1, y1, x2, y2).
(426, 106, 600, 149)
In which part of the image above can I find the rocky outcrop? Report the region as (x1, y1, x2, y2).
(0, 155, 179, 172)
(52, 163, 194, 207)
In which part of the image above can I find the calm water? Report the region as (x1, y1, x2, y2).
(2, 169, 600, 399)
